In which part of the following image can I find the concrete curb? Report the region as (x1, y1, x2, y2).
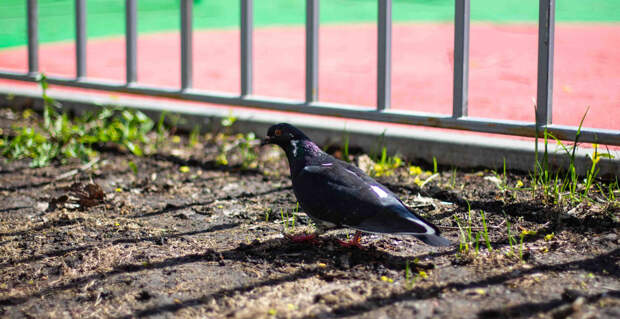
(1, 85, 617, 177)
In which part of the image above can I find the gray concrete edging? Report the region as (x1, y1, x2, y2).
(0, 85, 617, 177)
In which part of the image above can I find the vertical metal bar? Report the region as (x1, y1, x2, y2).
(536, 0, 555, 125)
(240, 0, 253, 96)
(180, 0, 193, 90)
(453, 0, 470, 118)
(27, 0, 39, 75)
(75, 0, 87, 79)
(125, 0, 137, 84)
(305, 0, 319, 103)
(377, 0, 392, 110)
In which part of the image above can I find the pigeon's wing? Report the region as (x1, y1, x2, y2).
(293, 161, 449, 246)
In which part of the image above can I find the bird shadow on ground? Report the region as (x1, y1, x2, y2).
(235, 235, 450, 271)
(114, 237, 455, 318)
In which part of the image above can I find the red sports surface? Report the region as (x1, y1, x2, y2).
(1, 23, 618, 131)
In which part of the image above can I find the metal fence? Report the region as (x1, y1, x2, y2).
(0, 0, 618, 146)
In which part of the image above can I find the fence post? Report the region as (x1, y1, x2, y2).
(536, 0, 555, 126)
(27, 0, 39, 75)
(241, 0, 253, 96)
(75, 0, 87, 79)
(377, 0, 392, 111)
(125, 0, 137, 85)
(453, 0, 470, 118)
(181, 0, 193, 90)
(305, 0, 319, 103)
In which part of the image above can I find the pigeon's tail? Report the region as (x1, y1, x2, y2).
(415, 233, 452, 247)
(401, 206, 452, 246)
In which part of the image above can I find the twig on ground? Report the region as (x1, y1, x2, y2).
(55, 157, 100, 181)
(440, 220, 506, 230)
(420, 173, 440, 188)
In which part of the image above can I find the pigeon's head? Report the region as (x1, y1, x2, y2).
(261, 123, 310, 148)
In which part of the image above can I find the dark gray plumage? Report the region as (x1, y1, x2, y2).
(262, 123, 450, 247)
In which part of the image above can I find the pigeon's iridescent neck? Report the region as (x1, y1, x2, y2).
(288, 139, 324, 176)
(289, 139, 321, 158)
(303, 140, 323, 155)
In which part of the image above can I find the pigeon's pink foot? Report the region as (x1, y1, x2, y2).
(285, 233, 319, 244)
(338, 231, 364, 249)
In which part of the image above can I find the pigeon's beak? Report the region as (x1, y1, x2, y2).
(260, 136, 274, 146)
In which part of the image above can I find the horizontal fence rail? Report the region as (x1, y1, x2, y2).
(0, 0, 618, 147)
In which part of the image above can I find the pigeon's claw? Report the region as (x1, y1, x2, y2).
(285, 233, 319, 244)
(338, 231, 364, 249)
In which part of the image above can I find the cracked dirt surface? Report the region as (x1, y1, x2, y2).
(0, 113, 619, 318)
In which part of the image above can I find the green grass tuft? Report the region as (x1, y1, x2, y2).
(2, 74, 154, 167)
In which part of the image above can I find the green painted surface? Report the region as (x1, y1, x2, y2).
(1, 0, 618, 49)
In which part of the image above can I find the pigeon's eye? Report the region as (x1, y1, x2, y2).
(274, 129, 282, 136)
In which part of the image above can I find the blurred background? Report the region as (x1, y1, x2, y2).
(0, 0, 618, 130)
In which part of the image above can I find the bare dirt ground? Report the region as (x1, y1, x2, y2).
(0, 109, 619, 318)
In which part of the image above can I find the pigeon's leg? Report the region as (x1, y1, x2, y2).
(338, 231, 364, 248)
(285, 232, 319, 244)
(284, 220, 330, 244)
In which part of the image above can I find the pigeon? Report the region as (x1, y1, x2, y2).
(261, 123, 451, 247)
